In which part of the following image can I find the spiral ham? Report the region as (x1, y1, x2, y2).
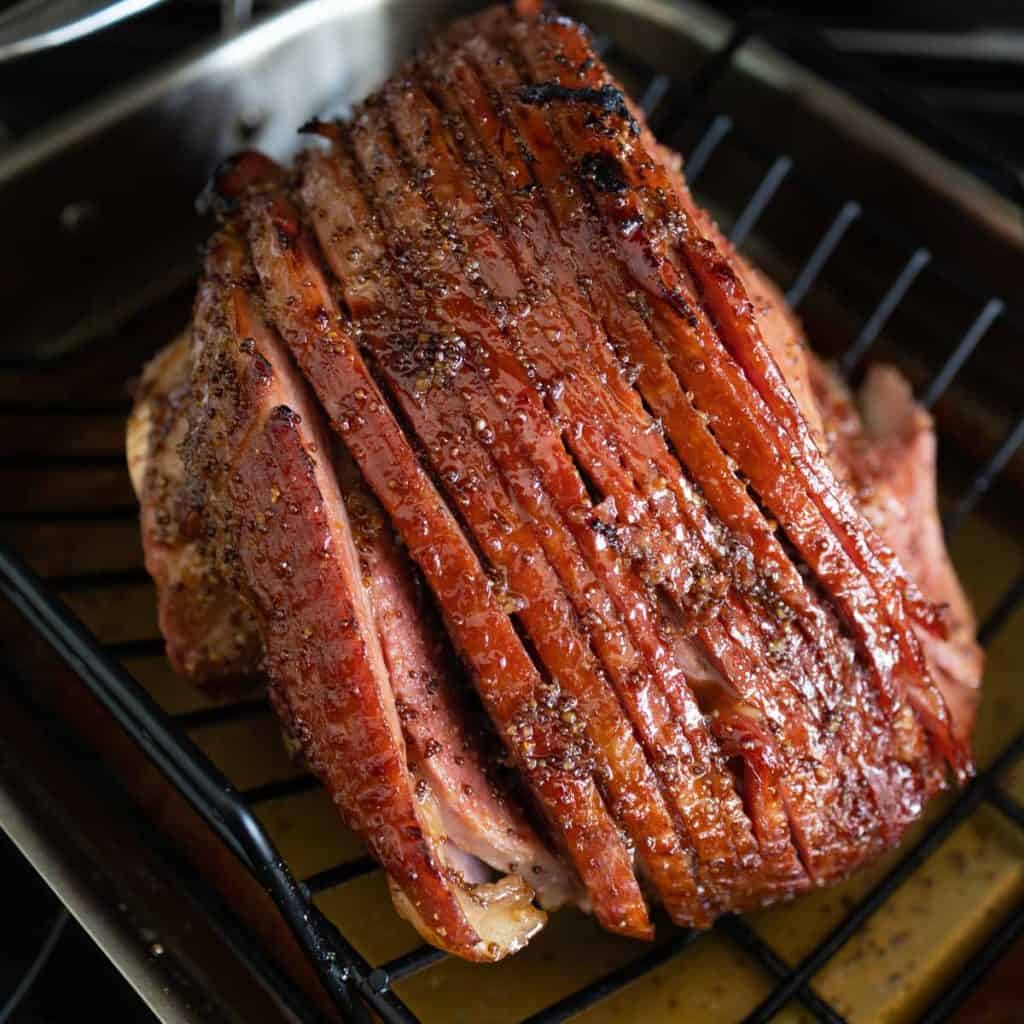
(128, 1, 981, 960)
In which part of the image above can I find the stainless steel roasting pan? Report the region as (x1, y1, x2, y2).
(0, 2, 1021, 1022)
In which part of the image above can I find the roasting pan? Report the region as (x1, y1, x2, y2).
(0, 1, 1022, 1021)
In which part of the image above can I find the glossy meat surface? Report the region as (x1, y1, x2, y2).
(333, 445, 574, 908)
(129, 1, 982, 960)
(184, 229, 559, 959)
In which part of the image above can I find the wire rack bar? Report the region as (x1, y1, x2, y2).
(377, 945, 449, 985)
(977, 572, 1024, 649)
(944, 415, 1024, 539)
(677, 87, 1024, 336)
(240, 774, 319, 805)
(921, 298, 1005, 411)
(718, 917, 845, 1024)
(173, 698, 270, 730)
(0, 909, 70, 1023)
(520, 930, 702, 1024)
(679, 113, 732, 187)
(785, 200, 862, 309)
(303, 856, 378, 895)
(672, 21, 755, 120)
(308, 904, 421, 1024)
(728, 154, 793, 247)
(640, 72, 671, 118)
(2, 671, 339, 1024)
(916, 897, 1024, 1024)
(839, 246, 933, 377)
(739, 729, 1024, 1023)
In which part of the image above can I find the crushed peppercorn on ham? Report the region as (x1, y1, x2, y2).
(128, 1, 982, 960)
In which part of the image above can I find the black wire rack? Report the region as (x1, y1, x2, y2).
(1, 13, 1023, 1024)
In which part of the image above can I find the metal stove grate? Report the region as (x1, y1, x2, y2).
(1, 15, 1023, 1024)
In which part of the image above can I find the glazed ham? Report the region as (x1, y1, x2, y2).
(128, 1, 982, 960)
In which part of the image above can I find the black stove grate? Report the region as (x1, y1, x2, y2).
(1, 16, 1023, 1024)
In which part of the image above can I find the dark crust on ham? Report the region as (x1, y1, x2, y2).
(128, 1, 982, 960)
(127, 335, 262, 684)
